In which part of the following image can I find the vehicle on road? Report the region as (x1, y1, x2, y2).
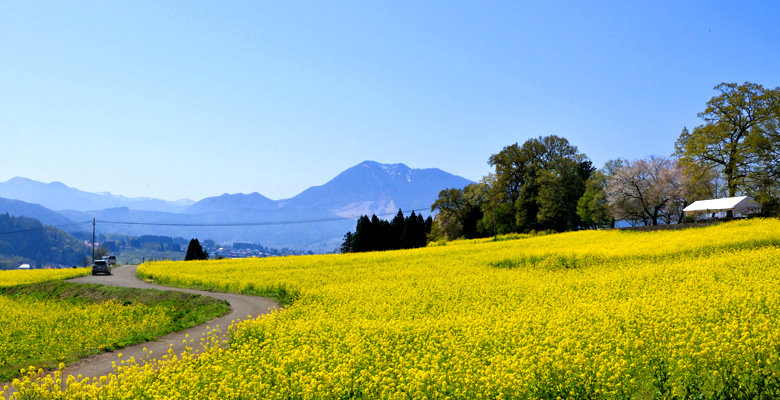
(91, 259, 112, 276)
(104, 255, 117, 266)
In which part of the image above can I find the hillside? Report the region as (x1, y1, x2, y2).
(124, 218, 780, 398)
(0, 197, 74, 227)
(0, 214, 90, 269)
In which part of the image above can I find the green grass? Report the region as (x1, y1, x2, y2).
(140, 274, 299, 307)
(0, 281, 229, 333)
(0, 281, 230, 382)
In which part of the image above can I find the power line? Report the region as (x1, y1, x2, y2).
(0, 207, 432, 237)
(97, 207, 431, 227)
(0, 220, 93, 237)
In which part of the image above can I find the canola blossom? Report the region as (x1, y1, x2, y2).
(0, 268, 227, 387)
(6, 219, 780, 399)
(0, 296, 175, 383)
(0, 268, 88, 287)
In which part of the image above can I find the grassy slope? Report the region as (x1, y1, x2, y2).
(0, 281, 229, 382)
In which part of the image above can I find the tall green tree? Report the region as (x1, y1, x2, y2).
(488, 143, 527, 205)
(674, 82, 779, 198)
(577, 169, 614, 229)
(487, 135, 592, 232)
(537, 158, 594, 231)
(751, 89, 780, 215)
(431, 183, 488, 240)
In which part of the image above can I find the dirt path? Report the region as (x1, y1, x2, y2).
(4, 264, 278, 394)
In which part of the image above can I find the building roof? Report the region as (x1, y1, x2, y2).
(683, 196, 762, 214)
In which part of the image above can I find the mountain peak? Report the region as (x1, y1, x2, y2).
(49, 181, 69, 189)
(182, 192, 276, 215)
(286, 160, 474, 217)
(359, 160, 409, 171)
(7, 177, 36, 184)
(356, 161, 414, 181)
(6, 177, 70, 189)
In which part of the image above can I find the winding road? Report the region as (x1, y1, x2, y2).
(42, 265, 277, 384)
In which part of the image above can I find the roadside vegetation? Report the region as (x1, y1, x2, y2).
(9, 218, 780, 399)
(0, 268, 89, 287)
(0, 280, 229, 383)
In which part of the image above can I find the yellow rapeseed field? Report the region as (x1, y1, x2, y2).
(0, 268, 226, 387)
(0, 296, 173, 382)
(7, 219, 780, 399)
(0, 268, 89, 287)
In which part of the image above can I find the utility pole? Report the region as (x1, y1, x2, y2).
(92, 218, 96, 264)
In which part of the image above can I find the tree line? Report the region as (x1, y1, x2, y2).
(429, 81, 780, 240)
(0, 213, 89, 269)
(341, 211, 432, 253)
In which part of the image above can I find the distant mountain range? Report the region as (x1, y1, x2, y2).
(0, 177, 194, 213)
(0, 197, 75, 227)
(0, 161, 473, 252)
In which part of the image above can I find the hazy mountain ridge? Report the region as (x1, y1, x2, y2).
(182, 192, 278, 215)
(0, 177, 194, 213)
(0, 161, 473, 251)
(0, 197, 75, 227)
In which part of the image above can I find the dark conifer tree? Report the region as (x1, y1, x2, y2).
(185, 238, 208, 261)
(400, 211, 418, 249)
(352, 216, 368, 252)
(369, 215, 381, 251)
(415, 213, 427, 248)
(391, 209, 405, 250)
(340, 232, 354, 253)
(343, 210, 429, 254)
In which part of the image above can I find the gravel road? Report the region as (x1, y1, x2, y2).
(3, 264, 278, 393)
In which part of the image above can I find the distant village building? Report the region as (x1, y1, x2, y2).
(683, 196, 762, 220)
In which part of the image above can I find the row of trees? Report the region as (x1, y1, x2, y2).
(0, 213, 89, 269)
(431, 135, 596, 239)
(431, 81, 780, 238)
(341, 211, 433, 253)
(675, 82, 779, 215)
(73, 233, 194, 254)
(604, 82, 780, 225)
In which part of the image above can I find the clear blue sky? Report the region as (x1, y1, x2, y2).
(1, 1, 778, 201)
